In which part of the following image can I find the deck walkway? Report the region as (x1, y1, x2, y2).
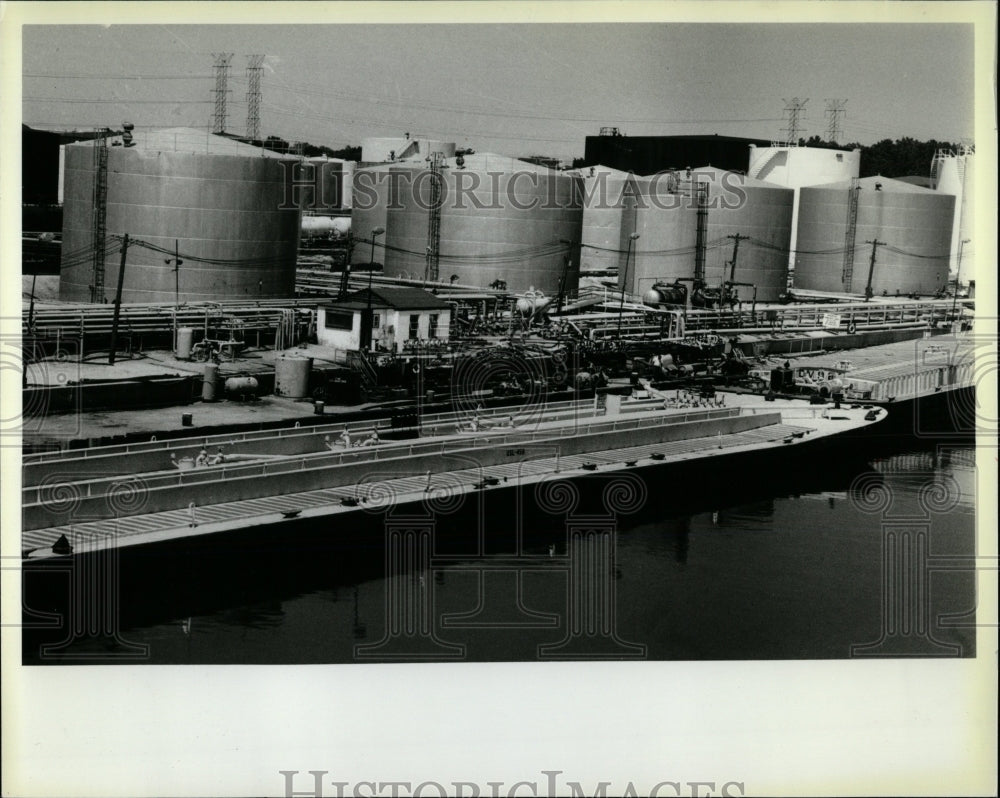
(23, 421, 810, 558)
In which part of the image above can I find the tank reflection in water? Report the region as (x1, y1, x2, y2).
(22, 440, 977, 663)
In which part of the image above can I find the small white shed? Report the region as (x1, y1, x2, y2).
(317, 286, 452, 353)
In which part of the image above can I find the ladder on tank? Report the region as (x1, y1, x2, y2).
(840, 177, 860, 291)
(424, 152, 444, 284)
(90, 129, 110, 303)
(694, 182, 709, 283)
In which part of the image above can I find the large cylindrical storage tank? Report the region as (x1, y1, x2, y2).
(60, 128, 300, 303)
(574, 165, 639, 274)
(748, 145, 860, 188)
(382, 153, 584, 293)
(618, 179, 697, 296)
(933, 149, 974, 276)
(296, 157, 349, 213)
(794, 176, 955, 296)
(350, 163, 397, 267)
(687, 166, 793, 301)
(748, 144, 861, 275)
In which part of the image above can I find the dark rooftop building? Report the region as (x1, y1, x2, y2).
(583, 133, 772, 176)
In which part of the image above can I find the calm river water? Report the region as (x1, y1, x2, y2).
(23, 431, 977, 663)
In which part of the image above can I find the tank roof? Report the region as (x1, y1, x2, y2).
(66, 127, 294, 159)
(568, 164, 636, 179)
(688, 165, 790, 190)
(809, 175, 940, 194)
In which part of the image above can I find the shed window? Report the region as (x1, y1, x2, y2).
(408, 314, 420, 339)
(324, 310, 354, 331)
(428, 314, 439, 339)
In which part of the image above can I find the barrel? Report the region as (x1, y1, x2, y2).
(202, 362, 219, 402)
(274, 355, 313, 398)
(176, 327, 194, 360)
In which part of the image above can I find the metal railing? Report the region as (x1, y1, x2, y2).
(24, 406, 742, 506)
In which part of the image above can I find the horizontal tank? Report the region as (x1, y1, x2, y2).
(650, 167, 794, 301)
(382, 153, 584, 293)
(60, 128, 300, 303)
(618, 179, 698, 297)
(794, 176, 955, 296)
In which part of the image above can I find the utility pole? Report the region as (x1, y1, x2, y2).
(108, 234, 130, 365)
(557, 238, 576, 314)
(726, 233, 749, 284)
(863, 239, 885, 301)
(164, 240, 183, 351)
(616, 232, 640, 344)
(28, 272, 38, 331)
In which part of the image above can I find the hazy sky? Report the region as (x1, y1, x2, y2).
(22, 23, 974, 158)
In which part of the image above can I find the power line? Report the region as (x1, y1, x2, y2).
(23, 97, 213, 105)
(24, 72, 214, 80)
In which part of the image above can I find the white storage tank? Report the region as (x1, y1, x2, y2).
(794, 176, 955, 296)
(382, 153, 584, 293)
(931, 147, 974, 276)
(59, 127, 301, 303)
(748, 144, 861, 274)
(361, 137, 456, 164)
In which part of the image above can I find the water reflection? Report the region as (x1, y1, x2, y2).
(23, 440, 977, 663)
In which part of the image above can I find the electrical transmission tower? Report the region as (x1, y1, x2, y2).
(211, 52, 234, 134)
(781, 97, 809, 144)
(245, 54, 264, 141)
(825, 99, 847, 143)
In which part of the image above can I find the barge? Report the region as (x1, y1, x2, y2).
(23, 393, 887, 561)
